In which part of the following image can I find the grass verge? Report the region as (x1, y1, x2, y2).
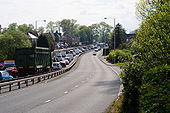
(106, 93, 124, 113)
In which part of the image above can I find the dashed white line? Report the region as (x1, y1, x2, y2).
(45, 100, 51, 103)
(75, 85, 79, 88)
(64, 91, 68, 94)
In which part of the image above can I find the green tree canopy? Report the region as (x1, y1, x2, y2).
(110, 23, 126, 49)
(76, 25, 93, 45)
(60, 19, 78, 35)
(37, 33, 55, 51)
(0, 30, 31, 61)
(90, 22, 113, 43)
(46, 21, 55, 33)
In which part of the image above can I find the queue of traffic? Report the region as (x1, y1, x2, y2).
(0, 45, 100, 82)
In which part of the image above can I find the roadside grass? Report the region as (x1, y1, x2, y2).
(106, 93, 124, 113)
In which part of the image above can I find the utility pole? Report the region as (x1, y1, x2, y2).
(35, 20, 46, 31)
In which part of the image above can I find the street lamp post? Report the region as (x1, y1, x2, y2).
(104, 17, 116, 63)
(35, 20, 46, 31)
(104, 17, 116, 50)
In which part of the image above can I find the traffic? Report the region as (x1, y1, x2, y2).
(0, 44, 103, 83)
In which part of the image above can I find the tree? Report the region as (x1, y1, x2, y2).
(0, 30, 31, 61)
(76, 25, 93, 45)
(18, 24, 30, 33)
(8, 23, 18, 31)
(90, 22, 112, 43)
(90, 24, 100, 42)
(136, 0, 167, 20)
(37, 33, 55, 51)
(46, 21, 55, 33)
(18, 24, 36, 34)
(110, 23, 126, 49)
(60, 19, 78, 35)
(37, 27, 45, 34)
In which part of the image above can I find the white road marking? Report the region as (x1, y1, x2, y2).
(64, 91, 68, 94)
(45, 100, 51, 103)
(75, 85, 79, 88)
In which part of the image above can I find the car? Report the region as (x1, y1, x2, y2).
(0, 71, 13, 80)
(0, 63, 5, 70)
(65, 57, 71, 62)
(93, 51, 97, 55)
(60, 61, 67, 67)
(52, 62, 62, 70)
(72, 52, 76, 56)
(66, 54, 74, 61)
(5, 67, 18, 78)
(64, 59, 69, 65)
(94, 49, 98, 52)
(61, 51, 66, 57)
(75, 49, 80, 55)
(54, 57, 62, 62)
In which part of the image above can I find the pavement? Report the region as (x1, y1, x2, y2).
(97, 49, 123, 97)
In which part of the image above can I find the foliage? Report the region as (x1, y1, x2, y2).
(37, 33, 55, 51)
(76, 25, 93, 45)
(106, 49, 132, 64)
(121, 0, 170, 113)
(136, 0, 168, 20)
(140, 64, 170, 113)
(110, 24, 126, 49)
(121, 62, 143, 113)
(0, 30, 31, 61)
(91, 22, 112, 43)
(7, 23, 36, 34)
(37, 27, 45, 34)
(60, 19, 78, 35)
(46, 21, 55, 33)
(45, 20, 113, 45)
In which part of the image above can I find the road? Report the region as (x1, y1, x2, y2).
(0, 51, 120, 113)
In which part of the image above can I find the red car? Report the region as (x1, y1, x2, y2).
(60, 61, 66, 67)
(5, 67, 18, 78)
(0, 64, 5, 70)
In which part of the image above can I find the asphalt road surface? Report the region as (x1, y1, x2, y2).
(0, 51, 120, 113)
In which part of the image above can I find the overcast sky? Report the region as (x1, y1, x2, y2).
(0, 0, 140, 33)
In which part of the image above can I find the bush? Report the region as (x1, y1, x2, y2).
(121, 62, 143, 113)
(139, 64, 170, 113)
(106, 49, 132, 64)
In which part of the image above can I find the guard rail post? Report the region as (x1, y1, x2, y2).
(18, 82, 21, 89)
(38, 77, 41, 82)
(25, 80, 28, 87)
(9, 84, 12, 91)
(31, 79, 34, 85)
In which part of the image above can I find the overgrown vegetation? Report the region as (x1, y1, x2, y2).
(106, 0, 170, 113)
(106, 49, 132, 64)
(120, 0, 170, 113)
(106, 94, 124, 113)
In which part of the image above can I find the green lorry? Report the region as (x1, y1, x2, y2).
(14, 47, 52, 76)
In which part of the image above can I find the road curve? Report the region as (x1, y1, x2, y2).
(0, 51, 120, 113)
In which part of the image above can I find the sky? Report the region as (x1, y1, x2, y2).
(0, 0, 140, 33)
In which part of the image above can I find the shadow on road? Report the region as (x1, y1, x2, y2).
(93, 79, 120, 95)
